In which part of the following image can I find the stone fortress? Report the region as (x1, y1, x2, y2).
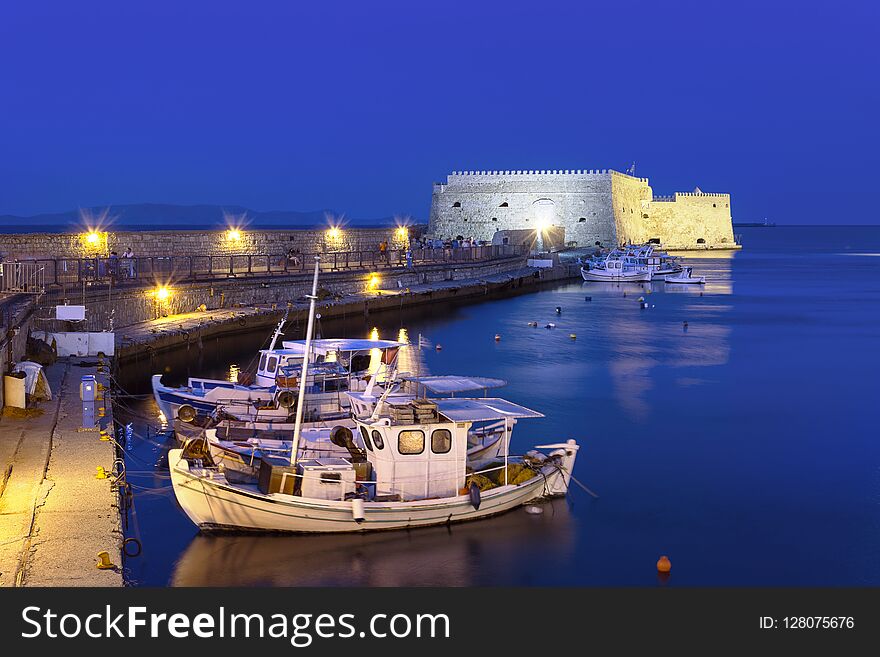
(428, 169, 739, 250)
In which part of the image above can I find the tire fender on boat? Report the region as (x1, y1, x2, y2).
(469, 482, 481, 510)
(177, 404, 197, 423)
(351, 497, 365, 523)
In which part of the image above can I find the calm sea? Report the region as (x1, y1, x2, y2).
(116, 225, 880, 586)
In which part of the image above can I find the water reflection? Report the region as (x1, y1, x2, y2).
(171, 501, 576, 587)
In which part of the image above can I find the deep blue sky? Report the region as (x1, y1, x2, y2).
(1, 1, 877, 223)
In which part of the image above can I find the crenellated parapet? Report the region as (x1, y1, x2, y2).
(444, 169, 649, 183)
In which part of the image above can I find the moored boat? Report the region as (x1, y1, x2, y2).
(663, 266, 705, 284)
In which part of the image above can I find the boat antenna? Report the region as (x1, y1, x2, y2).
(268, 304, 291, 352)
(289, 256, 321, 466)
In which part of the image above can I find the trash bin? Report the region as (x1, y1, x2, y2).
(4, 372, 27, 409)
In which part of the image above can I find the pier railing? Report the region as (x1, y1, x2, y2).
(15, 244, 529, 291)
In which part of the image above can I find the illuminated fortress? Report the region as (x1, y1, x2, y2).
(428, 169, 739, 250)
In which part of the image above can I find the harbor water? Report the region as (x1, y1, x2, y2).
(115, 226, 880, 586)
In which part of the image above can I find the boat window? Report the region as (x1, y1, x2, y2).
(371, 430, 385, 450)
(431, 429, 452, 454)
(267, 356, 278, 373)
(258, 354, 267, 371)
(360, 426, 373, 451)
(398, 430, 425, 455)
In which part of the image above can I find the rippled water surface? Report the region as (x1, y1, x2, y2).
(116, 226, 880, 586)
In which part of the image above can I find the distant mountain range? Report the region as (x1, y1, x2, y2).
(0, 203, 416, 232)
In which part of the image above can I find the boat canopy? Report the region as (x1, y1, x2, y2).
(400, 375, 507, 394)
(281, 339, 403, 356)
(434, 398, 544, 422)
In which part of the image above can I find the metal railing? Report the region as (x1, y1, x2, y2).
(1, 261, 46, 296)
(12, 245, 529, 290)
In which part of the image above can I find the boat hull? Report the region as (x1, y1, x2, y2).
(662, 274, 705, 284)
(581, 268, 652, 283)
(169, 449, 568, 534)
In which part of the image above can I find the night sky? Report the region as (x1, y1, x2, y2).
(1, 1, 876, 223)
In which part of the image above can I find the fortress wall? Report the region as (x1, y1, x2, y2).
(429, 170, 620, 247)
(610, 172, 654, 245)
(0, 226, 425, 261)
(645, 193, 735, 249)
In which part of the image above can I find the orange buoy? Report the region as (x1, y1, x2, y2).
(656, 555, 671, 573)
(495, 334, 501, 341)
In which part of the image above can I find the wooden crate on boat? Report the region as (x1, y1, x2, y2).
(258, 455, 300, 495)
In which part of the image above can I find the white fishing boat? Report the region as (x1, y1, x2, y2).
(621, 243, 682, 279)
(206, 375, 510, 480)
(581, 253, 652, 282)
(169, 257, 582, 533)
(663, 266, 705, 284)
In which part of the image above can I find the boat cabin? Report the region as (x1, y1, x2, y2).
(255, 338, 402, 387)
(355, 397, 542, 501)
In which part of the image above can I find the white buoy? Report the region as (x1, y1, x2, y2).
(525, 505, 544, 515)
(545, 323, 556, 329)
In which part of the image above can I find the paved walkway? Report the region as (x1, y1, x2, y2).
(0, 359, 122, 586)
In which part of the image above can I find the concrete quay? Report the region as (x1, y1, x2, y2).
(0, 359, 122, 587)
(117, 262, 580, 362)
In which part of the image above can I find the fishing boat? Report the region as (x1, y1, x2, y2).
(169, 257, 582, 533)
(581, 253, 652, 282)
(153, 340, 403, 424)
(663, 266, 705, 284)
(206, 375, 511, 479)
(621, 243, 682, 279)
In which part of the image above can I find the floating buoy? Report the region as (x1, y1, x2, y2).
(683, 321, 689, 331)
(657, 556, 671, 573)
(435, 344, 442, 351)
(545, 323, 556, 329)
(569, 333, 577, 340)
(555, 306, 562, 314)
(524, 505, 544, 515)
(96, 551, 116, 570)
(584, 296, 592, 302)
(494, 334, 501, 341)
(527, 321, 538, 327)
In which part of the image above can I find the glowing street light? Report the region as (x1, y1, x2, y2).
(367, 274, 380, 291)
(154, 286, 171, 301)
(86, 232, 100, 244)
(226, 229, 242, 241)
(326, 226, 342, 240)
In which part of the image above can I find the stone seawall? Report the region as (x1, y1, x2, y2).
(37, 256, 533, 334)
(0, 225, 427, 261)
(116, 263, 580, 363)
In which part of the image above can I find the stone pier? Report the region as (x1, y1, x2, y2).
(0, 359, 122, 587)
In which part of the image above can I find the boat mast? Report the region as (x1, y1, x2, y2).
(267, 305, 290, 352)
(289, 256, 321, 466)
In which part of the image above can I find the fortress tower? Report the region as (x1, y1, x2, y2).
(428, 169, 739, 250)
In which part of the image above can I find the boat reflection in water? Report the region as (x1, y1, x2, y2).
(171, 500, 576, 587)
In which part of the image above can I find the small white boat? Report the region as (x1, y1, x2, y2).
(581, 254, 652, 283)
(663, 266, 705, 284)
